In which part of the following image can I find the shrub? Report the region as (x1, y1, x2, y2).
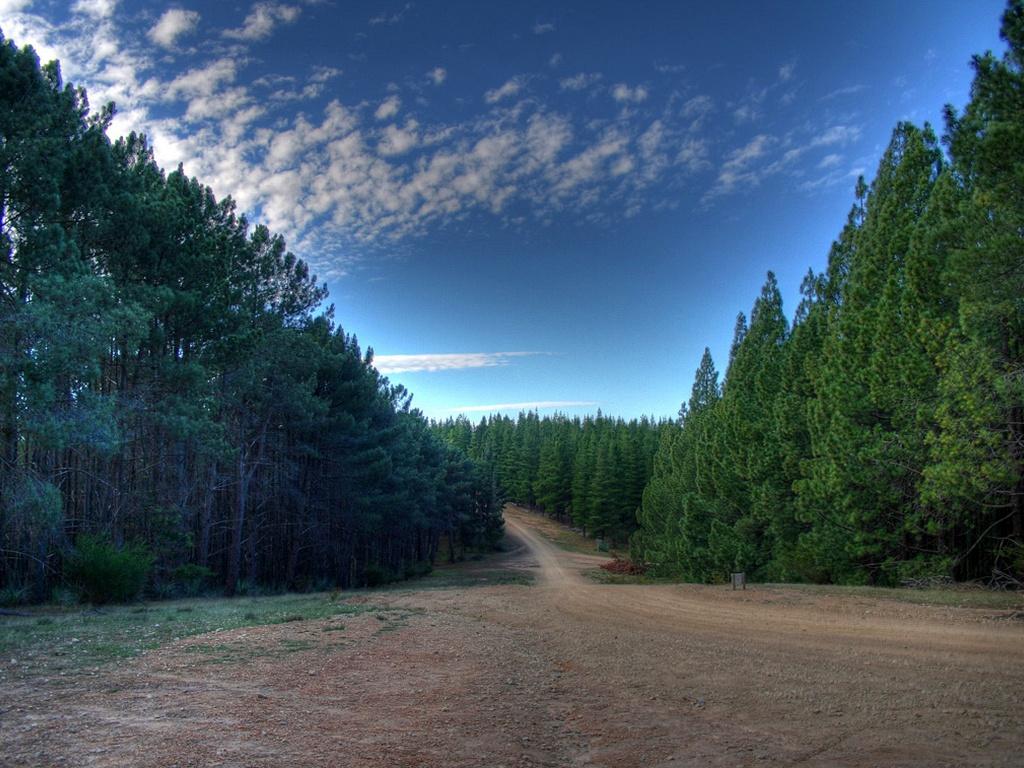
(50, 586, 77, 606)
(364, 564, 397, 587)
(65, 535, 153, 604)
(235, 579, 280, 597)
(171, 564, 215, 597)
(0, 585, 29, 607)
(896, 555, 955, 588)
(148, 581, 177, 600)
(402, 561, 433, 579)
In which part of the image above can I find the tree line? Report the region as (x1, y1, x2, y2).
(438, 3, 1024, 588)
(0, 36, 501, 603)
(635, 2, 1024, 586)
(434, 412, 663, 544)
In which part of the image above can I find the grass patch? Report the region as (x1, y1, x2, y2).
(411, 568, 532, 590)
(584, 568, 1024, 610)
(370, 607, 422, 635)
(278, 638, 315, 653)
(0, 592, 380, 677)
(270, 614, 306, 624)
(770, 582, 1024, 610)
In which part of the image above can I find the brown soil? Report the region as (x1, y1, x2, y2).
(3, 505, 1023, 767)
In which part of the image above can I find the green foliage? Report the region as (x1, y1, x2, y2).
(65, 536, 154, 604)
(0, 585, 30, 607)
(0, 593, 380, 675)
(363, 564, 396, 587)
(435, 411, 662, 545)
(171, 564, 215, 597)
(632, 2, 1024, 586)
(0, 32, 495, 602)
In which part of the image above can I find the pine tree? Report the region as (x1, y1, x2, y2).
(926, 0, 1024, 579)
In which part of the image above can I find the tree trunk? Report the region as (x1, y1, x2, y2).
(197, 462, 216, 568)
(225, 449, 248, 596)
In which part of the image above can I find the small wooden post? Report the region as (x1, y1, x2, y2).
(731, 572, 746, 590)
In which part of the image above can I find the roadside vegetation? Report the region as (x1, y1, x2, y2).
(506, 505, 1024, 611)
(0, 535, 530, 680)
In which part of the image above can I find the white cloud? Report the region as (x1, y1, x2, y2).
(732, 103, 758, 123)
(377, 120, 419, 155)
(484, 77, 524, 104)
(452, 401, 599, 413)
(0, 0, 33, 13)
(310, 65, 342, 83)
(72, 0, 117, 18)
(704, 121, 861, 204)
(164, 58, 238, 100)
(800, 164, 862, 192)
(653, 61, 685, 74)
(559, 72, 601, 91)
(375, 94, 401, 120)
(148, 9, 200, 49)
(812, 125, 861, 146)
(548, 53, 562, 68)
(676, 138, 710, 173)
(374, 352, 541, 374)
(611, 83, 648, 103)
(428, 66, 446, 85)
(732, 86, 768, 124)
(224, 2, 300, 41)
(728, 134, 772, 167)
(0, 0, 746, 264)
(611, 155, 635, 176)
(778, 60, 796, 82)
(369, 3, 411, 25)
(549, 129, 628, 198)
(681, 95, 713, 131)
(533, 22, 555, 34)
(703, 134, 775, 202)
(818, 153, 842, 169)
(821, 84, 866, 100)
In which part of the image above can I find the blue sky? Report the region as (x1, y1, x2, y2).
(0, 0, 1007, 419)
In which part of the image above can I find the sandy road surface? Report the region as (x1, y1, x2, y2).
(2, 505, 1023, 767)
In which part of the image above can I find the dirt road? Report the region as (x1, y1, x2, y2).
(3, 505, 1023, 767)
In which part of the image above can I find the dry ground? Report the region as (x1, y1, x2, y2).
(2, 505, 1023, 767)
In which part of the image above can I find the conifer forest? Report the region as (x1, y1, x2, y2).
(1, 1, 1023, 605)
(4, 3, 1024, 767)
(0, 36, 502, 603)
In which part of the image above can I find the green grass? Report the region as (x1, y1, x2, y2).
(0, 541, 530, 680)
(769, 582, 1024, 610)
(524, 507, 1022, 612)
(585, 570, 1023, 610)
(0, 593, 381, 676)
(409, 567, 532, 590)
(180, 636, 321, 666)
